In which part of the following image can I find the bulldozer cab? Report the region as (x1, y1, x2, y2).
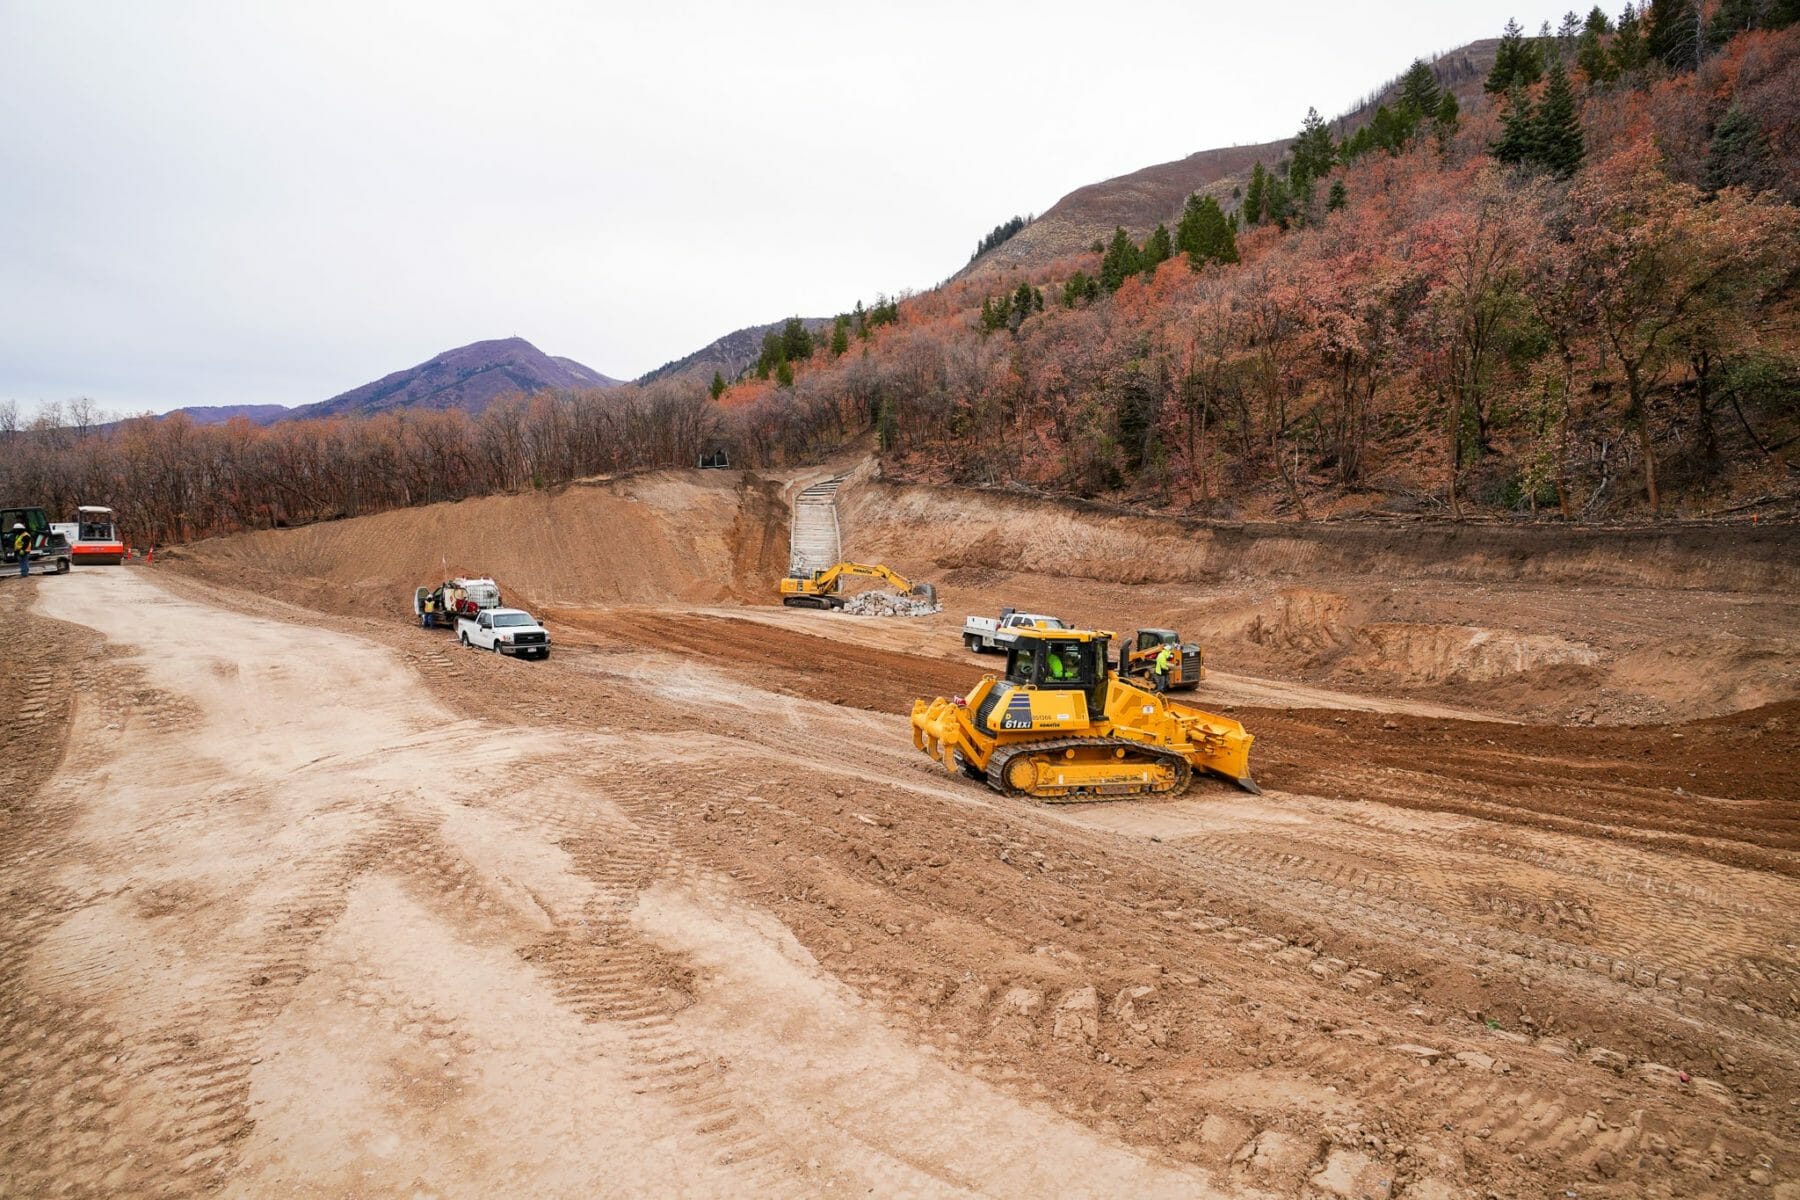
(1135, 629, 1178, 651)
(1005, 632, 1111, 720)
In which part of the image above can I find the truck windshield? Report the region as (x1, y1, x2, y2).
(492, 613, 534, 627)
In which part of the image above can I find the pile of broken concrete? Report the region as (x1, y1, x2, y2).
(840, 589, 942, 617)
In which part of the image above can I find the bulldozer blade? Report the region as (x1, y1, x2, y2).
(1232, 775, 1263, 795)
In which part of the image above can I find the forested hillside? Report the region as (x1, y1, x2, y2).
(718, 10, 1799, 522)
(3, 6, 1796, 544)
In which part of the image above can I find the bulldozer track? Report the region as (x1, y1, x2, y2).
(985, 737, 1192, 799)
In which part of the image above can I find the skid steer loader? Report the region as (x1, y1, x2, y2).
(911, 626, 1256, 801)
(1119, 628, 1204, 692)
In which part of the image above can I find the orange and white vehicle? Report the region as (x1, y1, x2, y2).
(59, 506, 125, 565)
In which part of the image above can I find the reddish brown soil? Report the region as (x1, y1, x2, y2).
(4, 472, 1797, 1199)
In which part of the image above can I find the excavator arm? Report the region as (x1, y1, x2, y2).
(814, 561, 914, 592)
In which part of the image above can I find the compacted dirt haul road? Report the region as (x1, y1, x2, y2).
(1, 467, 1796, 1199)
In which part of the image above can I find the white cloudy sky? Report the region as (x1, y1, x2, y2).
(0, 1, 1543, 415)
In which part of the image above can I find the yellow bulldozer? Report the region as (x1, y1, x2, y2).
(780, 561, 936, 609)
(911, 626, 1257, 800)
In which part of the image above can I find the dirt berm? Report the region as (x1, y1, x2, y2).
(167, 469, 791, 616)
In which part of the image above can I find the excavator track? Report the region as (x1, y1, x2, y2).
(985, 737, 1192, 803)
(781, 595, 843, 609)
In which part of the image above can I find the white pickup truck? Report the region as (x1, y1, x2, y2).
(962, 607, 1069, 653)
(456, 608, 552, 660)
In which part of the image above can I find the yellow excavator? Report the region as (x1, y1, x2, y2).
(911, 626, 1257, 801)
(780, 561, 936, 609)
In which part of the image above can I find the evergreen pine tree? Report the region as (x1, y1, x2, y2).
(1585, 4, 1612, 33)
(1327, 179, 1348, 211)
(1033, 286, 1045, 312)
(775, 359, 794, 388)
(852, 299, 867, 338)
(1244, 162, 1267, 225)
(1433, 91, 1461, 154)
(1703, 103, 1778, 193)
(1705, 0, 1794, 43)
(1487, 18, 1543, 92)
(1176, 194, 1237, 267)
(781, 316, 812, 361)
(1141, 223, 1172, 274)
(754, 330, 784, 380)
(1263, 174, 1292, 230)
(1491, 83, 1539, 165)
(1557, 10, 1584, 50)
(1613, 3, 1650, 72)
(1577, 17, 1620, 85)
(1099, 227, 1142, 291)
(1397, 59, 1442, 125)
(1487, 18, 1524, 92)
(978, 297, 997, 332)
(709, 371, 726, 400)
(1533, 56, 1585, 175)
(829, 314, 850, 357)
(1369, 104, 1402, 154)
(1707, 0, 1760, 42)
(1290, 107, 1335, 185)
(1646, 0, 1699, 69)
(1011, 282, 1035, 324)
(1174, 193, 1205, 259)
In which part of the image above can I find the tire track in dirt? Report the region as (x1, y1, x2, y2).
(139, 566, 1800, 1196)
(384, 764, 822, 1194)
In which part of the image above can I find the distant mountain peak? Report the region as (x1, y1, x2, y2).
(286, 337, 621, 421)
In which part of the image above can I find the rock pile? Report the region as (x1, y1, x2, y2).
(840, 589, 941, 617)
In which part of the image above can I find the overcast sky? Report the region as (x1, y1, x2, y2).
(0, 1, 1546, 416)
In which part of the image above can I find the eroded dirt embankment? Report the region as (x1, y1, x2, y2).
(834, 472, 1797, 724)
(164, 469, 791, 618)
(843, 474, 1800, 592)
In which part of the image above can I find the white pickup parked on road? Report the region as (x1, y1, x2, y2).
(962, 607, 1069, 653)
(456, 608, 552, 660)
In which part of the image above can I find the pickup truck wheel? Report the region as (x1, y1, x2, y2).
(459, 633, 469, 646)
(492, 642, 500, 654)
(964, 634, 979, 652)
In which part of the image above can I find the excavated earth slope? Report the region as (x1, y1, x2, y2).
(2, 466, 1796, 1199)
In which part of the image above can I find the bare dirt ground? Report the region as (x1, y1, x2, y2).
(3, 472, 1797, 1199)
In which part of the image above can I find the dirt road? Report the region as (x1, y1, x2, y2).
(4, 565, 1798, 1198)
(1, 570, 1220, 1197)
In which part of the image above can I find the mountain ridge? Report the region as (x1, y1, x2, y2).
(961, 38, 1502, 278)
